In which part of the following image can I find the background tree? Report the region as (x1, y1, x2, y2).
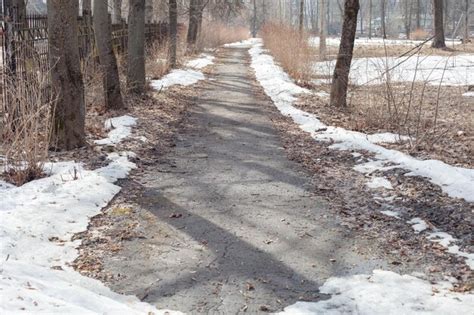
(111, 0, 123, 24)
(380, 0, 386, 38)
(94, 0, 124, 109)
(464, 0, 470, 42)
(299, 0, 305, 34)
(432, 0, 446, 48)
(127, 0, 146, 93)
(168, 0, 178, 68)
(47, 0, 86, 150)
(319, 0, 327, 59)
(329, 0, 359, 108)
(187, 0, 205, 52)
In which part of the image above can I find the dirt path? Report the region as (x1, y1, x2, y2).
(101, 47, 391, 313)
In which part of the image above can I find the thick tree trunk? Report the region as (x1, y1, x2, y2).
(299, 0, 305, 34)
(432, 0, 446, 48)
(168, 0, 178, 68)
(319, 0, 327, 60)
(48, 0, 86, 150)
(94, 0, 124, 110)
(111, 0, 123, 24)
(381, 0, 386, 38)
(187, 0, 199, 50)
(127, 0, 146, 93)
(329, 0, 359, 108)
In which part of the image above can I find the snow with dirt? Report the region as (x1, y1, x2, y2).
(0, 116, 181, 314)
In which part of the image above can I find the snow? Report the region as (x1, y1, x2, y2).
(186, 53, 215, 69)
(150, 54, 215, 91)
(408, 217, 429, 233)
(248, 38, 474, 203)
(428, 232, 474, 270)
(94, 115, 137, 146)
(366, 177, 393, 190)
(312, 54, 474, 86)
(380, 210, 400, 218)
(463, 91, 474, 97)
(277, 270, 474, 315)
(223, 39, 255, 48)
(310, 36, 433, 47)
(0, 116, 182, 314)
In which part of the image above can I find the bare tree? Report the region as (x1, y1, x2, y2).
(127, 0, 146, 93)
(432, 0, 446, 48)
(299, 0, 305, 34)
(252, 0, 257, 37)
(329, 0, 359, 108)
(464, 0, 471, 42)
(381, 0, 386, 38)
(368, 0, 372, 38)
(111, 0, 123, 24)
(319, 0, 327, 59)
(47, 0, 86, 149)
(416, 0, 422, 29)
(94, 0, 124, 109)
(168, 0, 178, 68)
(187, 0, 204, 51)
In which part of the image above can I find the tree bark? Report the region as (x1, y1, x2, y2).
(252, 0, 257, 37)
(48, 0, 86, 150)
(319, 0, 327, 60)
(187, 0, 199, 50)
(381, 0, 386, 38)
(432, 0, 446, 48)
(168, 0, 178, 68)
(94, 0, 124, 110)
(368, 0, 372, 38)
(127, 0, 146, 93)
(465, 0, 470, 42)
(416, 0, 421, 29)
(329, 0, 359, 108)
(111, 0, 123, 24)
(145, 0, 153, 23)
(299, 0, 305, 34)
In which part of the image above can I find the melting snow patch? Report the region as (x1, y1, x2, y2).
(151, 69, 205, 90)
(462, 91, 474, 97)
(408, 217, 429, 233)
(366, 177, 393, 190)
(428, 232, 474, 270)
(380, 210, 400, 218)
(95, 115, 137, 146)
(186, 53, 215, 69)
(248, 39, 474, 202)
(277, 270, 474, 315)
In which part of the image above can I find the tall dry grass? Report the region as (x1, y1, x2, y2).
(1, 70, 56, 186)
(197, 21, 249, 50)
(261, 23, 315, 84)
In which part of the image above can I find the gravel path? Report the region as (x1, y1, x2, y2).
(102, 47, 389, 313)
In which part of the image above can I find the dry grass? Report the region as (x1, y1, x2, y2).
(197, 21, 249, 51)
(261, 23, 316, 85)
(1, 70, 56, 186)
(410, 28, 430, 40)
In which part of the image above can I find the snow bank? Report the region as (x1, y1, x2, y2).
(277, 270, 474, 315)
(248, 39, 474, 203)
(408, 217, 429, 233)
(0, 116, 182, 314)
(463, 91, 474, 97)
(310, 36, 431, 47)
(312, 54, 474, 86)
(151, 54, 214, 91)
(366, 177, 393, 190)
(95, 115, 137, 146)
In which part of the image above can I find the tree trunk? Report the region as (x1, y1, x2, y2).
(299, 0, 305, 34)
(168, 0, 178, 68)
(145, 0, 153, 23)
(432, 0, 446, 48)
(319, 0, 327, 59)
(48, 0, 86, 150)
(94, 0, 124, 110)
(368, 0, 372, 38)
(187, 0, 199, 50)
(127, 0, 146, 93)
(465, 0, 470, 42)
(329, 0, 359, 108)
(381, 0, 386, 38)
(252, 0, 257, 37)
(111, 0, 122, 24)
(416, 0, 421, 29)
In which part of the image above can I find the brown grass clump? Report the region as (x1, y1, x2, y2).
(197, 21, 249, 50)
(410, 28, 430, 40)
(1, 71, 56, 186)
(260, 23, 315, 85)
